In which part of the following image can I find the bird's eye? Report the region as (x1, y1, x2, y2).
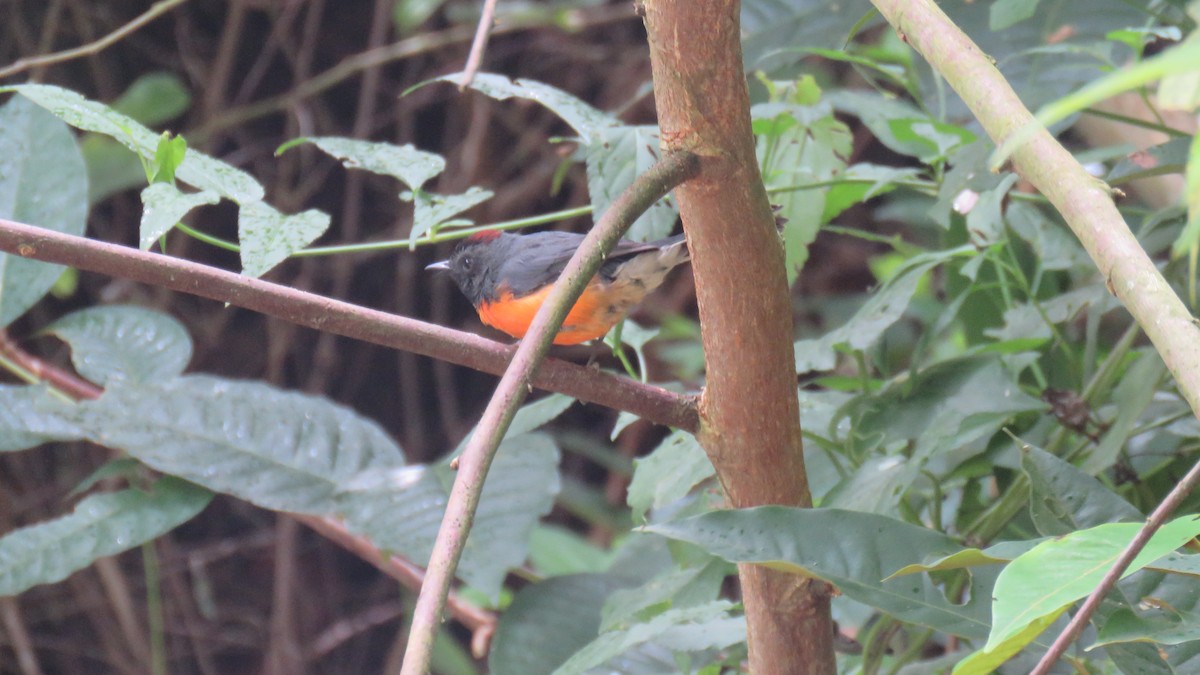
(461, 255, 473, 269)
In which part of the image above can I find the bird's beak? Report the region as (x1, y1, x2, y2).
(425, 260, 450, 272)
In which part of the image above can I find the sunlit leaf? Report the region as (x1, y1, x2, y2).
(987, 516, 1200, 650)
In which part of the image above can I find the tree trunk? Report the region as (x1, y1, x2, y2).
(642, 2, 837, 673)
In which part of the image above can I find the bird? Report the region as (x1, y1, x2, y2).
(427, 229, 690, 345)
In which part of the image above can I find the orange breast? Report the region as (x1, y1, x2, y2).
(477, 279, 648, 345)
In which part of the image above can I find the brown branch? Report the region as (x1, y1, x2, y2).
(644, 3, 835, 673)
(1030, 458, 1200, 674)
(868, 0, 1200, 669)
(0, 217, 698, 432)
(399, 151, 701, 674)
(458, 0, 499, 89)
(294, 515, 497, 659)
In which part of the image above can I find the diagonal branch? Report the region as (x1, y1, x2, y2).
(0, 217, 698, 432)
(870, 0, 1200, 669)
(399, 150, 700, 675)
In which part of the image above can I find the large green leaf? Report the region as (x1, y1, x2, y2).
(649, 507, 995, 639)
(585, 125, 679, 243)
(741, 0, 878, 72)
(552, 601, 744, 675)
(76, 375, 405, 515)
(754, 101, 851, 282)
(4, 84, 262, 203)
(627, 430, 713, 524)
(237, 201, 331, 277)
(0, 95, 88, 327)
(0, 385, 83, 452)
(1022, 441, 1142, 537)
(0, 477, 211, 595)
(987, 516, 1200, 650)
(45, 305, 193, 387)
(794, 247, 974, 372)
(490, 574, 634, 675)
(601, 558, 730, 632)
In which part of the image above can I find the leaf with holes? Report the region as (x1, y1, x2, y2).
(238, 201, 331, 277)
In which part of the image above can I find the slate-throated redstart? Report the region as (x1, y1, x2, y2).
(427, 229, 690, 345)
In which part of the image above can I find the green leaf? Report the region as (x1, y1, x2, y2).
(441, 72, 616, 139)
(0, 477, 211, 595)
(987, 516, 1200, 651)
(0, 95, 88, 327)
(111, 72, 191, 127)
(824, 456, 912, 514)
(340, 432, 560, 599)
(0, 385, 82, 451)
(76, 375, 405, 515)
(585, 126, 679, 242)
(1108, 137, 1192, 187)
(453, 393, 574, 453)
(1081, 349, 1166, 474)
(410, 186, 494, 243)
(139, 183, 220, 250)
(794, 247, 973, 372)
(953, 609, 1065, 675)
(44, 305, 193, 387)
(989, 0, 1040, 31)
(601, 559, 730, 632)
(820, 164, 923, 224)
(1175, 129, 1200, 259)
(964, 173, 1019, 247)
(1094, 606, 1200, 648)
(888, 118, 977, 164)
(754, 102, 851, 281)
(627, 431, 713, 524)
(149, 133, 187, 184)
(552, 601, 744, 675)
(528, 525, 611, 576)
(741, 0, 878, 72)
(490, 574, 634, 675)
(237, 201, 331, 277)
(887, 539, 1042, 579)
(296, 136, 445, 192)
(648, 507, 994, 639)
(5, 84, 263, 203)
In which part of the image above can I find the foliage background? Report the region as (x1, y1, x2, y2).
(2, 0, 1199, 673)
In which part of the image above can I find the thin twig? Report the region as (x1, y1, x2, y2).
(1029, 459, 1200, 674)
(0, 217, 698, 432)
(0, 0, 189, 80)
(458, 0, 499, 89)
(398, 150, 700, 675)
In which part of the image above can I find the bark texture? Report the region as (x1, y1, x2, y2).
(642, 2, 836, 673)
